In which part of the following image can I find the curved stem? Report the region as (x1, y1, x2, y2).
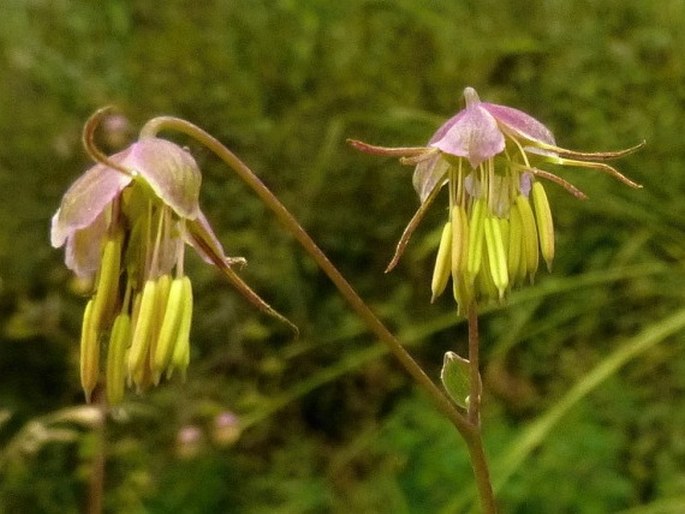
(140, 116, 495, 511)
(82, 106, 134, 178)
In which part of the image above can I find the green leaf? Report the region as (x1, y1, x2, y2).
(440, 351, 471, 409)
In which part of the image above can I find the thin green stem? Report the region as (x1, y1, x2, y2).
(86, 389, 106, 514)
(466, 303, 497, 514)
(465, 431, 498, 514)
(140, 116, 496, 512)
(467, 303, 481, 426)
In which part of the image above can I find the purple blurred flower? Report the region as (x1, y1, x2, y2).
(212, 411, 241, 446)
(176, 425, 204, 459)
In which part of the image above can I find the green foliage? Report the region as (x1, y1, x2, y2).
(2, 0, 685, 512)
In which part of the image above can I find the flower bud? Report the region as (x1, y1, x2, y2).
(440, 351, 472, 409)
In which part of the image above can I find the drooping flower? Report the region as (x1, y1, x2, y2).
(52, 108, 289, 404)
(350, 87, 643, 314)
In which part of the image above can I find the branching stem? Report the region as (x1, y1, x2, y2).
(140, 116, 497, 513)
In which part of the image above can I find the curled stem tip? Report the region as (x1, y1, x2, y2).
(82, 106, 134, 177)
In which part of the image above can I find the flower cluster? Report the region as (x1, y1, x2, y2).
(51, 111, 272, 404)
(351, 87, 642, 314)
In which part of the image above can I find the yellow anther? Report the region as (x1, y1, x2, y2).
(127, 279, 158, 389)
(466, 198, 487, 280)
(169, 277, 193, 381)
(79, 298, 100, 403)
(106, 313, 131, 405)
(484, 216, 509, 299)
(153, 277, 186, 382)
(431, 221, 453, 302)
(91, 231, 123, 331)
(507, 204, 524, 285)
(515, 195, 539, 279)
(531, 182, 555, 271)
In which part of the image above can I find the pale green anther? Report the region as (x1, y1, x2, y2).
(91, 231, 123, 332)
(484, 216, 509, 298)
(452, 277, 473, 316)
(123, 216, 148, 287)
(153, 277, 186, 383)
(431, 221, 453, 302)
(169, 276, 193, 381)
(450, 206, 467, 277)
(498, 218, 510, 258)
(466, 198, 487, 279)
(127, 279, 158, 388)
(515, 195, 539, 278)
(106, 313, 131, 405)
(149, 274, 172, 363)
(531, 181, 555, 271)
(79, 298, 100, 403)
(477, 240, 499, 302)
(507, 204, 523, 284)
(451, 204, 473, 313)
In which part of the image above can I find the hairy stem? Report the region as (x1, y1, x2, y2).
(140, 116, 496, 512)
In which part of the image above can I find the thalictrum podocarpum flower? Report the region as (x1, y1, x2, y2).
(52, 108, 291, 404)
(350, 87, 643, 314)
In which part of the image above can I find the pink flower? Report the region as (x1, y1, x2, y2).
(52, 117, 247, 403)
(51, 137, 230, 280)
(350, 87, 642, 312)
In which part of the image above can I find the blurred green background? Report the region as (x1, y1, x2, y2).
(1, 0, 685, 512)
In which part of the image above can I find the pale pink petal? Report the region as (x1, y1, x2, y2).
(63, 209, 109, 278)
(426, 110, 467, 145)
(481, 103, 556, 146)
(122, 138, 201, 220)
(431, 105, 505, 168)
(51, 150, 133, 248)
(412, 153, 450, 203)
